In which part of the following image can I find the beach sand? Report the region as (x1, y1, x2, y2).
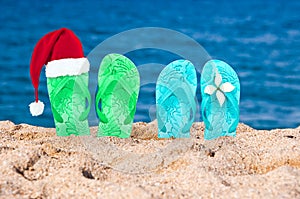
(0, 120, 299, 198)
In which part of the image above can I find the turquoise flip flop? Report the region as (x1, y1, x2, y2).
(201, 59, 240, 140)
(96, 54, 140, 138)
(156, 60, 197, 138)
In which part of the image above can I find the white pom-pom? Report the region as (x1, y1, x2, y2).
(29, 100, 45, 116)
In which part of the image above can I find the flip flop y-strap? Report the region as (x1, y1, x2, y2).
(157, 80, 196, 133)
(96, 73, 138, 124)
(202, 89, 239, 134)
(50, 76, 91, 123)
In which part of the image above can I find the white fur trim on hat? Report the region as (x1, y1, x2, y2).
(45, 58, 90, 78)
(29, 100, 45, 116)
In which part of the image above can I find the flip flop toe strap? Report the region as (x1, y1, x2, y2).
(96, 74, 138, 124)
(49, 75, 91, 123)
(202, 85, 239, 133)
(158, 81, 196, 134)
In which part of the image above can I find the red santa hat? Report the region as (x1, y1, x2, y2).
(29, 27, 90, 116)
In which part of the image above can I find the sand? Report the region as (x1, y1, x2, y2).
(0, 120, 299, 198)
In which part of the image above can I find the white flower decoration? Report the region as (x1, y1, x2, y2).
(204, 69, 235, 107)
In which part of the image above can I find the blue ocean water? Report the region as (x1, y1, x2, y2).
(0, 0, 299, 129)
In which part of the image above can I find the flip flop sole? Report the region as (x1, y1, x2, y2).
(96, 54, 140, 138)
(156, 60, 197, 138)
(201, 60, 240, 140)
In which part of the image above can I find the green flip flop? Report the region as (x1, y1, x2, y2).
(96, 54, 140, 138)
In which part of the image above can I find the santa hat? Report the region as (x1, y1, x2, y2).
(29, 27, 90, 116)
